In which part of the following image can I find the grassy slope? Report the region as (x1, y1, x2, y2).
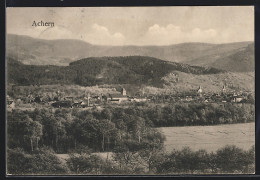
(160, 71, 254, 93)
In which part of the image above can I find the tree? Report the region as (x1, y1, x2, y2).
(215, 145, 247, 173)
(112, 140, 144, 173)
(7, 147, 68, 175)
(41, 113, 62, 151)
(247, 94, 255, 104)
(67, 148, 108, 175)
(98, 119, 116, 151)
(23, 117, 43, 152)
(7, 148, 32, 174)
(207, 152, 218, 173)
(138, 129, 165, 172)
(128, 117, 146, 143)
(70, 118, 98, 150)
(101, 108, 113, 121)
(114, 119, 127, 141)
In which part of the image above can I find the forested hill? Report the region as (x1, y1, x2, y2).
(7, 56, 224, 87)
(185, 43, 254, 72)
(209, 43, 254, 72)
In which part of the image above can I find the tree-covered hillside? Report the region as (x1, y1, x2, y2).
(7, 56, 224, 87)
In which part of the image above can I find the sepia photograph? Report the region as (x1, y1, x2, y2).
(6, 6, 255, 175)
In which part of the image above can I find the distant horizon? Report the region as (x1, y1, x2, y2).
(6, 33, 254, 47)
(7, 7, 254, 46)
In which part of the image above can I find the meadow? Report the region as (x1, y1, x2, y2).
(159, 122, 254, 152)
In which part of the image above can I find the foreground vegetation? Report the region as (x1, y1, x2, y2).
(7, 145, 254, 175)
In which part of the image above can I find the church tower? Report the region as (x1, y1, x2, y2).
(197, 86, 203, 97)
(222, 85, 226, 94)
(197, 86, 202, 94)
(121, 88, 126, 96)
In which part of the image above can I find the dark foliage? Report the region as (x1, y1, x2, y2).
(7, 56, 224, 87)
(7, 147, 68, 175)
(155, 145, 255, 174)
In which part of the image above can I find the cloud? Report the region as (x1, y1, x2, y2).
(139, 24, 218, 45)
(82, 24, 125, 45)
(148, 24, 182, 36)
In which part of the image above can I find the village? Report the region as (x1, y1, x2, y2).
(6, 85, 254, 109)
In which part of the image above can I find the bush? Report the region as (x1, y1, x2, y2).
(215, 145, 254, 173)
(7, 147, 68, 175)
(154, 145, 255, 174)
(66, 153, 106, 174)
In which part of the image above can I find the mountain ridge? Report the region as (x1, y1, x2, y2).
(6, 34, 254, 72)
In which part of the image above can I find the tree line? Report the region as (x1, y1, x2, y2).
(7, 102, 254, 153)
(7, 107, 164, 153)
(7, 145, 254, 175)
(142, 102, 255, 126)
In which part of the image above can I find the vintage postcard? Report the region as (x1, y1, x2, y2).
(6, 6, 255, 175)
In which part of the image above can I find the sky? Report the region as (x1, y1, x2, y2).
(6, 6, 254, 46)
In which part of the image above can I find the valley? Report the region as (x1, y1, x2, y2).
(6, 35, 255, 175)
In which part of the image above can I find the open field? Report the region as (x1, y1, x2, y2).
(56, 123, 255, 162)
(159, 122, 255, 153)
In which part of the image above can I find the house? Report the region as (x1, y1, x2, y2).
(101, 94, 108, 102)
(8, 101, 15, 108)
(109, 94, 129, 103)
(185, 96, 193, 102)
(131, 97, 147, 102)
(65, 96, 74, 102)
(72, 101, 83, 108)
(110, 99, 121, 104)
(7, 95, 15, 108)
(92, 96, 100, 100)
(80, 97, 91, 107)
(51, 101, 73, 108)
(232, 96, 244, 103)
(109, 88, 129, 103)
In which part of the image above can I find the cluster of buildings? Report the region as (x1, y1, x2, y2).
(51, 88, 149, 108)
(6, 85, 253, 109)
(109, 88, 148, 103)
(176, 85, 251, 103)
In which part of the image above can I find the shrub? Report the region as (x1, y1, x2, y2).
(7, 147, 68, 175)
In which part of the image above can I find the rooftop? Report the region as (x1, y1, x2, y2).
(109, 94, 128, 98)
